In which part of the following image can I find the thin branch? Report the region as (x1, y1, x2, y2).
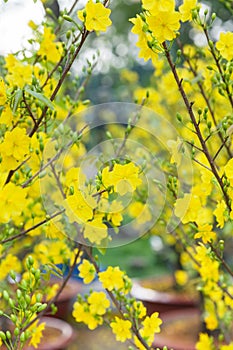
(192, 157, 212, 172)
(177, 38, 232, 158)
(0, 210, 64, 244)
(203, 27, 233, 109)
(22, 123, 88, 188)
(213, 136, 229, 161)
(29, 29, 90, 138)
(22, 91, 37, 125)
(50, 162, 66, 199)
(185, 140, 204, 153)
(4, 156, 30, 186)
(68, 0, 80, 15)
(162, 42, 231, 211)
(210, 243, 233, 279)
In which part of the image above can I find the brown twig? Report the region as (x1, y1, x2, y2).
(0, 210, 64, 244)
(162, 42, 231, 211)
(177, 38, 232, 158)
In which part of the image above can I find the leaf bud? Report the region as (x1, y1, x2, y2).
(176, 113, 182, 122)
(63, 15, 73, 22)
(14, 328, 20, 337)
(26, 255, 34, 269)
(3, 290, 9, 301)
(37, 303, 48, 312)
(6, 331, 11, 340)
(10, 314, 17, 323)
(0, 332, 6, 341)
(219, 240, 224, 251)
(211, 13, 216, 21)
(20, 332, 25, 342)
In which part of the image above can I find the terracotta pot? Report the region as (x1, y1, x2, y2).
(153, 308, 200, 350)
(153, 308, 233, 350)
(1, 318, 74, 350)
(131, 275, 199, 315)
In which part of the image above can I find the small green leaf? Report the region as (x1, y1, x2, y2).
(25, 87, 54, 110)
(0, 106, 5, 117)
(97, 247, 107, 255)
(12, 89, 23, 113)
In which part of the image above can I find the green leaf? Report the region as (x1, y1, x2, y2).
(12, 89, 23, 113)
(0, 106, 5, 117)
(25, 87, 54, 110)
(97, 247, 107, 255)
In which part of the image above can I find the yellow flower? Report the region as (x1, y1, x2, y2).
(224, 158, 233, 186)
(143, 0, 175, 13)
(129, 15, 145, 36)
(129, 15, 158, 61)
(0, 254, 21, 281)
(195, 333, 214, 350)
(78, 259, 96, 284)
(0, 77, 7, 105)
(167, 138, 184, 166)
(174, 193, 202, 224)
(225, 286, 233, 309)
(5, 54, 33, 88)
(78, 0, 112, 32)
(0, 105, 13, 126)
(102, 162, 142, 196)
(146, 10, 181, 43)
(72, 301, 87, 323)
(194, 224, 217, 244)
(175, 270, 188, 286)
(45, 283, 59, 300)
(99, 198, 123, 226)
(37, 27, 63, 63)
(204, 281, 223, 302)
(220, 344, 233, 350)
(216, 32, 233, 61)
(64, 191, 95, 224)
(213, 200, 227, 228)
(200, 259, 219, 282)
(179, 0, 197, 22)
(0, 127, 30, 162)
(133, 301, 147, 319)
(72, 301, 103, 330)
(83, 218, 108, 245)
(88, 291, 110, 315)
(45, 219, 65, 239)
(29, 321, 45, 349)
(33, 240, 72, 265)
(98, 266, 125, 291)
(64, 167, 86, 193)
(0, 183, 27, 224)
(128, 202, 152, 224)
(110, 317, 132, 342)
(142, 312, 162, 337)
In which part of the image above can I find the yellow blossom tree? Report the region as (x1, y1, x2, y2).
(0, 0, 233, 349)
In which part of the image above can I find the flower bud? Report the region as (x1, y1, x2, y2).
(20, 332, 25, 342)
(0, 332, 6, 341)
(63, 15, 73, 22)
(6, 331, 11, 340)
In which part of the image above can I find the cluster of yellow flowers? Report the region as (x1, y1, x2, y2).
(130, 0, 233, 349)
